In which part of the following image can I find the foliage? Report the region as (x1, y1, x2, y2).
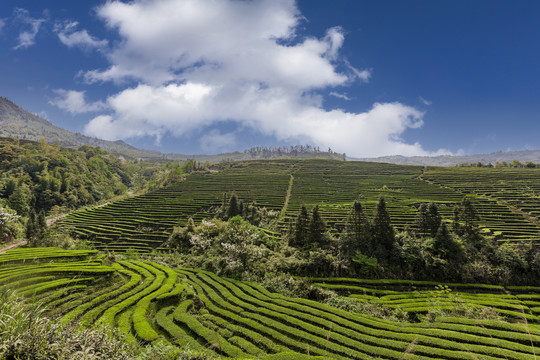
(372, 197, 396, 262)
(0, 205, 21, 243)
(165, 217, 271, 277)
(0, 290, 138, 360)
(0, 138, 131, 215)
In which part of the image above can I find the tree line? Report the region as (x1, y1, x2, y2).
(164, 193, 540, 286)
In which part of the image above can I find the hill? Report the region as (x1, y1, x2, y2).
(3, 247, 540, 360)
(0, 137, 141, 218)
(0, 97, 161, 159)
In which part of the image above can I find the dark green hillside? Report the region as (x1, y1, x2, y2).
(0, 137, 138, 217)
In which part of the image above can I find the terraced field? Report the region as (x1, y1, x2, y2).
(59, 160, 540, 251)
(309, 277, 540, 322)
(60, 161, 293, 252)
(4, 248, 540, 359)
(424, 167, 540, 241)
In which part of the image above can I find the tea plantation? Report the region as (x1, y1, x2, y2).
(3, 247, 540, 359)
(59, 159, 540, 251)
(308, 277, 540, 322)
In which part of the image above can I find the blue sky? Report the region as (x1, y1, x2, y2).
(1, 0, 539, 157)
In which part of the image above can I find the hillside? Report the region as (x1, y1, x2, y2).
(0, 137, 140, 218)
(3, 247, 540, 360)
(0, 97, 161, 159)
(61, 159, 540, 251)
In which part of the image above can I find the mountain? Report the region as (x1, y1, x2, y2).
(0, 96, 161, 158)
(358, 150, 540, 166)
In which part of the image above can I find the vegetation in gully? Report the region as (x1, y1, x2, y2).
(3, 139, 540, 358)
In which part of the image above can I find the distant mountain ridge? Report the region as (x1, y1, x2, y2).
(2, 96, 539, 165)
(0, 96, 161, 158)
(358, 150, 540, 166)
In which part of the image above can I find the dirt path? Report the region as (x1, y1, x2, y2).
(280, 174, 294, 218)
(47, 214, 68, 226)
(0, 238, 27, 254)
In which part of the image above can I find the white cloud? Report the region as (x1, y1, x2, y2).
(54, 21, 108, 50)
(346, 60, 372, 83)
(13, 8, 46, 50)
(200, 130, 237, 153)
(419, 96, 432, 106)
(81, 0, 440, 157)
(329, 92, 351, 101)
(50, 89, 106, 114)
(0, 19, 6, 33)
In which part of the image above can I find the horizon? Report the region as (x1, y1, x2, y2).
(1, 0, 539, 157)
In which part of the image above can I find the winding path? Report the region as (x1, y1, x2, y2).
(0, 238, 27, 254)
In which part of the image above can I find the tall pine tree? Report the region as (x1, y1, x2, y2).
(291, 205, 309, 248)
(227, 192, 240, 219)
(340, 200, 371, 258)
(372, 197, 395, 261)
(308, 205, 327, 247)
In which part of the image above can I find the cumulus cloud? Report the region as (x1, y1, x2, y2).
(54, 21, 108, 50)
(50, 89, 106, 114)
(13, 8, 46, 50)
(82, 0, 438, 157)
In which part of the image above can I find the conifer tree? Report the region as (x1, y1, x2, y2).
(434, 222, 451, 255)
(372, 197, 395, 260)
(38, 210, 46, 231)
(291, 205, 309, 248)
(25, 209, 37, 240)
(460, 197, 478, 231)
(415, 203, 429, 234)
(186, 217, 196, 232)
(341, 200, 371, 257)
(238, 200, 244, 218)
(221, 192, 228, 213)
(427, 203, 442, 237)
(227, 192, 239, 219)
(308, 205, 327, 246)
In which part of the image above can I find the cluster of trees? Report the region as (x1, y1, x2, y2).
(215, 192, 279, 227)
(165, 216, 271, 276)
(458, 160, 539, 168)
(287, 197, 540, 285)
(243, 145, 345, 160)
(164, 193, 540, 286)
(0, 139, 133, 218)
